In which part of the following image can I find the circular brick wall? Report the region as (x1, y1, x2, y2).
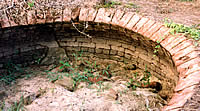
(0, 7, 200, 111)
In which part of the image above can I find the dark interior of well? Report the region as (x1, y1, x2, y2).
(0, 22, 179, 110)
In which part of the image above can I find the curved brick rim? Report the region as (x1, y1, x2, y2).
(0, 7, 200, 111)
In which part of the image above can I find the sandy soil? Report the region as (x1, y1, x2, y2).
(0, 66, 167, 111)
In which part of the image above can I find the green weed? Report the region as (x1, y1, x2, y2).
(96, 1, 121, 8)
(1, 95, 25, 111)
(28, 0, 35, 8)
(46, 51, 112, 91)
(127, 66, 151, 90)
(0, 62, 31, 85)
(164, 18, 200, 46)
(125, 3, 139, 9)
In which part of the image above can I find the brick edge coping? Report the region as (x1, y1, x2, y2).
(0, 7, 200, 111)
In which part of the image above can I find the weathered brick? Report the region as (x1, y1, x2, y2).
(125, 14, 141, 30)
(118, 51, 124, 57)
(125, 49, 135, 55)
(167, 85, 195, 109)
(27, 10, 36, 25)
(172, 45, 196, 63)
(92, 38, 107, 44)
(79, 42, 95, 48)
(175, 72, 200, 91)
(79, 8, 89, 21)
(124, 53, 132, 59)
(110, 50, 117, 55)
(169, 39, 193, 56)
(103, 49, 110, 55)
(177, 57, 200, 73)
(173, 50, 200, 66)
(165, 35, 186, 51)
(0, 14, 10, 28)
(184, 63, 200, 76)
(96, 44, 110, 49)
(87, 8, 98, 21)
(143, 23, 163, 39)
(111, 10, 124, 26)
(96, 48, 103, 54)
(118, 12, 134, 27)
(137, 19, 155, 35)
(95, 8, 115, 24)
(151, 26, 170, 42)
(63, 8, 71, 22)
(107, 40, 122, 46)
(132, 17, 149, 32)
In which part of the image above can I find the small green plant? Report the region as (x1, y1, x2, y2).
(127, 65, 152, 90)
(0, 95, 25, 111)
(28, 0, 35, 8)
(164, 18, 200, 45)
(0, 62, 31, 85)
(127, 72, 141, 90)
(153, 40, 161, 56)
(96, 1, 121, 8)
(47, 51, 112, 91)
(125, 2, 139, 9)
(140, 65, 152, 86)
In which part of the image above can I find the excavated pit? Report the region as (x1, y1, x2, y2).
(0, 22, 179, 110)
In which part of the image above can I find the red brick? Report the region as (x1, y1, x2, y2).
(18, 11, 28, 25)
(165, 86, 195, 111)
(71, 7, 81, 20)
(132, 17, 149, 32)
(9, 20, 18, 27)
(160, 35, 175, 48)
(172, 45, 196, 62)
(53, 9, 63, 23)
(63, 8, 71, 22)
(184, 64, 200, 76)
(175, 72, 200, 91)
(170, 85, 195, 104)
(173, 50, 200, 66)
(87, 8, 98, 21)
(137, 19, 155, 35)
(169, 39, 193, 56)
(151, 26, 170, 42)
(143, 23, 162, 39)
(125, 14, 141, 30)
(118, 12, 134, 27)
(164, 35, 187, 51)
(0, 14, 10, 28)
(111, 10, 124, 26)
(95, 8, 115, 24)
(79, 8, 89, 21)
(27, 10, 36, 25)
(177, 57, 200, 72)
